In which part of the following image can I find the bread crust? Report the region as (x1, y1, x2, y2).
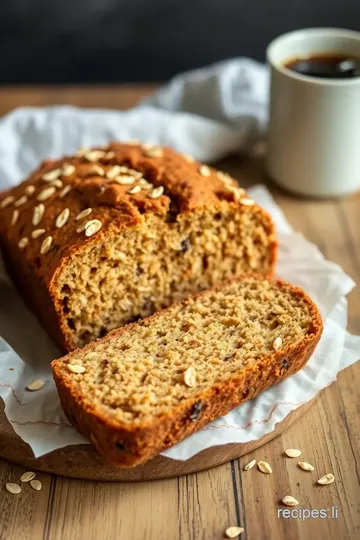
(51, 276, 323, 468)
(0, 143, 277, 352)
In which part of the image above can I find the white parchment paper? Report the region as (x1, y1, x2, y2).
(0, 106, 359, 461)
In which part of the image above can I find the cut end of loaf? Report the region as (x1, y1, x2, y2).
(55, 203, 276, 350)
(0, 142, 277, 353)
(52, 276, 322, 433)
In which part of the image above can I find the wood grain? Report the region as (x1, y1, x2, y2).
(0, 87, 359, 540)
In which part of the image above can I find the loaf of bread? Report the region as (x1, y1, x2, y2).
(51, 275, 323, 468)
(0, 143, 277, 352)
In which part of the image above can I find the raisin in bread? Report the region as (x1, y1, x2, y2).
(0, 143, 276, 352)
(51, 275, 322, 468)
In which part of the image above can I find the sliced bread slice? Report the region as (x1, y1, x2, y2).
(51, 275, 323, 468)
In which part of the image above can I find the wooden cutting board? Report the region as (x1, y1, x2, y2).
(0, 397, 316, 481)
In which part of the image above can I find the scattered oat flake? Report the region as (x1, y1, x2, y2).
(138, 179, 153, 189)
(128, 185, 141, 194)
(76, 147, 90, 157)
(50, 179, 63, 189)
(62, 163, 75, 176)
(285, 448, 301, 458)
(148, 186, 164, 199)
(298, 461, 314, 471)
(11, 209, 19, 226)
(184, 366, 197, 387)
(68, 364, 86, 374)
(76, 208, 92, 220)
(273, 337, 283, 350)
(18, 237, 29, 249)
(30, 480, 42, 491)
(42, 168, 62, 182)
(84, 150, 106, 162)
(33, 204, 45, 226)
(128, 169, 143, 180)
(32, 229, 46, 239)
(27, 379, 45, 391)
(282, 496, 299, 507)
(105, 151, 115, 159)
(317, 473, 335, 485)
(88, 165, 105, 176)
(40, 236, 53, 255)
(55, 208, 70, 228)
(20, 471, 36, 483)
(76, 221, 89, 233)
(222, 178, 234, 187)
(217, 171, 231, 182)
(59, 185, 72, 198)
(244, 459, 256, 471)
(222, 177, 234, 187)
(106, 165, 123, 179)
(6, 483, 21, 494)
(258, 461, 272, 474)
(144, 146, 164, 158)
(84, 219, 102, 237)
(226, 185, 242, 201)
(37, 186, 56, 201)
(1, 195, 15, 208)
(199, 165, 211, 177)
(182, 153, 195, 163)
(115, 176, 135, 185)
(25, 185, 36, 196)
(240, 198, 255, 206)
(225, 526, 244, 538)
(15, 195, 28, 207)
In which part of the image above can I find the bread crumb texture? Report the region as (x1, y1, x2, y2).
(53, 277, 321, 427)
(0, 142, 277, 351)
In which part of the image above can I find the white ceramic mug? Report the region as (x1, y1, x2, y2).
(266, 28, 360, 197)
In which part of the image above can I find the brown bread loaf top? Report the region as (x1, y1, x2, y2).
(0, 142, 277, 351)
(52, 275, 323, 468)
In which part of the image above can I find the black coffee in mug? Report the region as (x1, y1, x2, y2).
(284, 53, 360, 78)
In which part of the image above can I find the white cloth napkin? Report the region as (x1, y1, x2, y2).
(0, 59, 359, 461)
(144, 58, 269, 147)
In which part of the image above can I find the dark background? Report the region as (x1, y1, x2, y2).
(1, 0, 358, 83)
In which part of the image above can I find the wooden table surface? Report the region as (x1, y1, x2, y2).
(0, 87, 359, 540)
